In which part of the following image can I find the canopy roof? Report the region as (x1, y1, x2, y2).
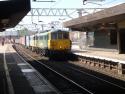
(63, 3, 125, 31)
(0, 0, 31, 31)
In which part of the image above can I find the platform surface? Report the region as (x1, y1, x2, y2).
(0, 43, 59, 94)
(72, 45, 125, 63)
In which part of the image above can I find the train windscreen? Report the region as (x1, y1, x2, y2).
(51, 31, 69, 39)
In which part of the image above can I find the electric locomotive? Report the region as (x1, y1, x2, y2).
(29, 29, 72, 56)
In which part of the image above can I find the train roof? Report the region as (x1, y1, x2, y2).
(50, 29, 69, 32)
(36, 32, 49, 36)
(38, 29, 68, 34)
(32, 29, 69, 36)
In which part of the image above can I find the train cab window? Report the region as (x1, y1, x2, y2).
(58, 32, 63, 39)
(51, 32, 57, 39)
(63, 32, 69, 39)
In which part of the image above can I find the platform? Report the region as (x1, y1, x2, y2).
(0, 44, 8, 94)
(72, 45, 125, 63)
(72, 45, 125, 76)
(0, 44, 59, 94)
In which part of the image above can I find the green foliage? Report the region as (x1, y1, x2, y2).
(18, 28, 31, 36)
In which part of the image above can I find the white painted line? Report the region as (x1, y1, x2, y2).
(21, 50, 93, 94)
(75, 53, 125, 64)
(17, 63, 27, 66)
(15, 49, 64, 93)
(0, 0, 10, 1)
(4, 47, 15, 94)
(21, 69, 35, 73)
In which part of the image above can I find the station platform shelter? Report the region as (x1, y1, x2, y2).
(64, 3, 125, 54)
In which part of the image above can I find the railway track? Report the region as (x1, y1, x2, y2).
(14, 44, 125, 94)
(14, 45, 93, 94)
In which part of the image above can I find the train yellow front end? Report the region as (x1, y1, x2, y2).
(47, 30, 71, 56)
(48, 39, 71, 52)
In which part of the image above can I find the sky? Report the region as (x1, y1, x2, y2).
(31, 0, 125, 8)
(24, 0, 125, 24)
(5, 0, 125, 35)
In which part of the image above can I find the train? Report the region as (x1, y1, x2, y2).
(17, 29, 72, 57)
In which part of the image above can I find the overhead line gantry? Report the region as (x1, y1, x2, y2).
(27, 8, 106, 17)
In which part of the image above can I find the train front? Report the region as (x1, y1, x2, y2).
(48, 30, 71, 56)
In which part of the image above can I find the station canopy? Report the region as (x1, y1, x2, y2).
(63, 3, 125, 31)
(0, 0, 31, 31)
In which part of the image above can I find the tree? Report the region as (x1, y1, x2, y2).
(18, 28, 30, 36)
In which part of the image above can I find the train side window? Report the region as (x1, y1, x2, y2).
(38, 36, 40, 40)
(45, 35, 48, 40)
(43, 36, 45, 40)
(44, 36, 45, 40)
(44, 36, 46, 40)
(46, 35, 48, 40)
(33, 36, 35, 40)
(36, 36, 38, 40)
(40, 36, 43, 40)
